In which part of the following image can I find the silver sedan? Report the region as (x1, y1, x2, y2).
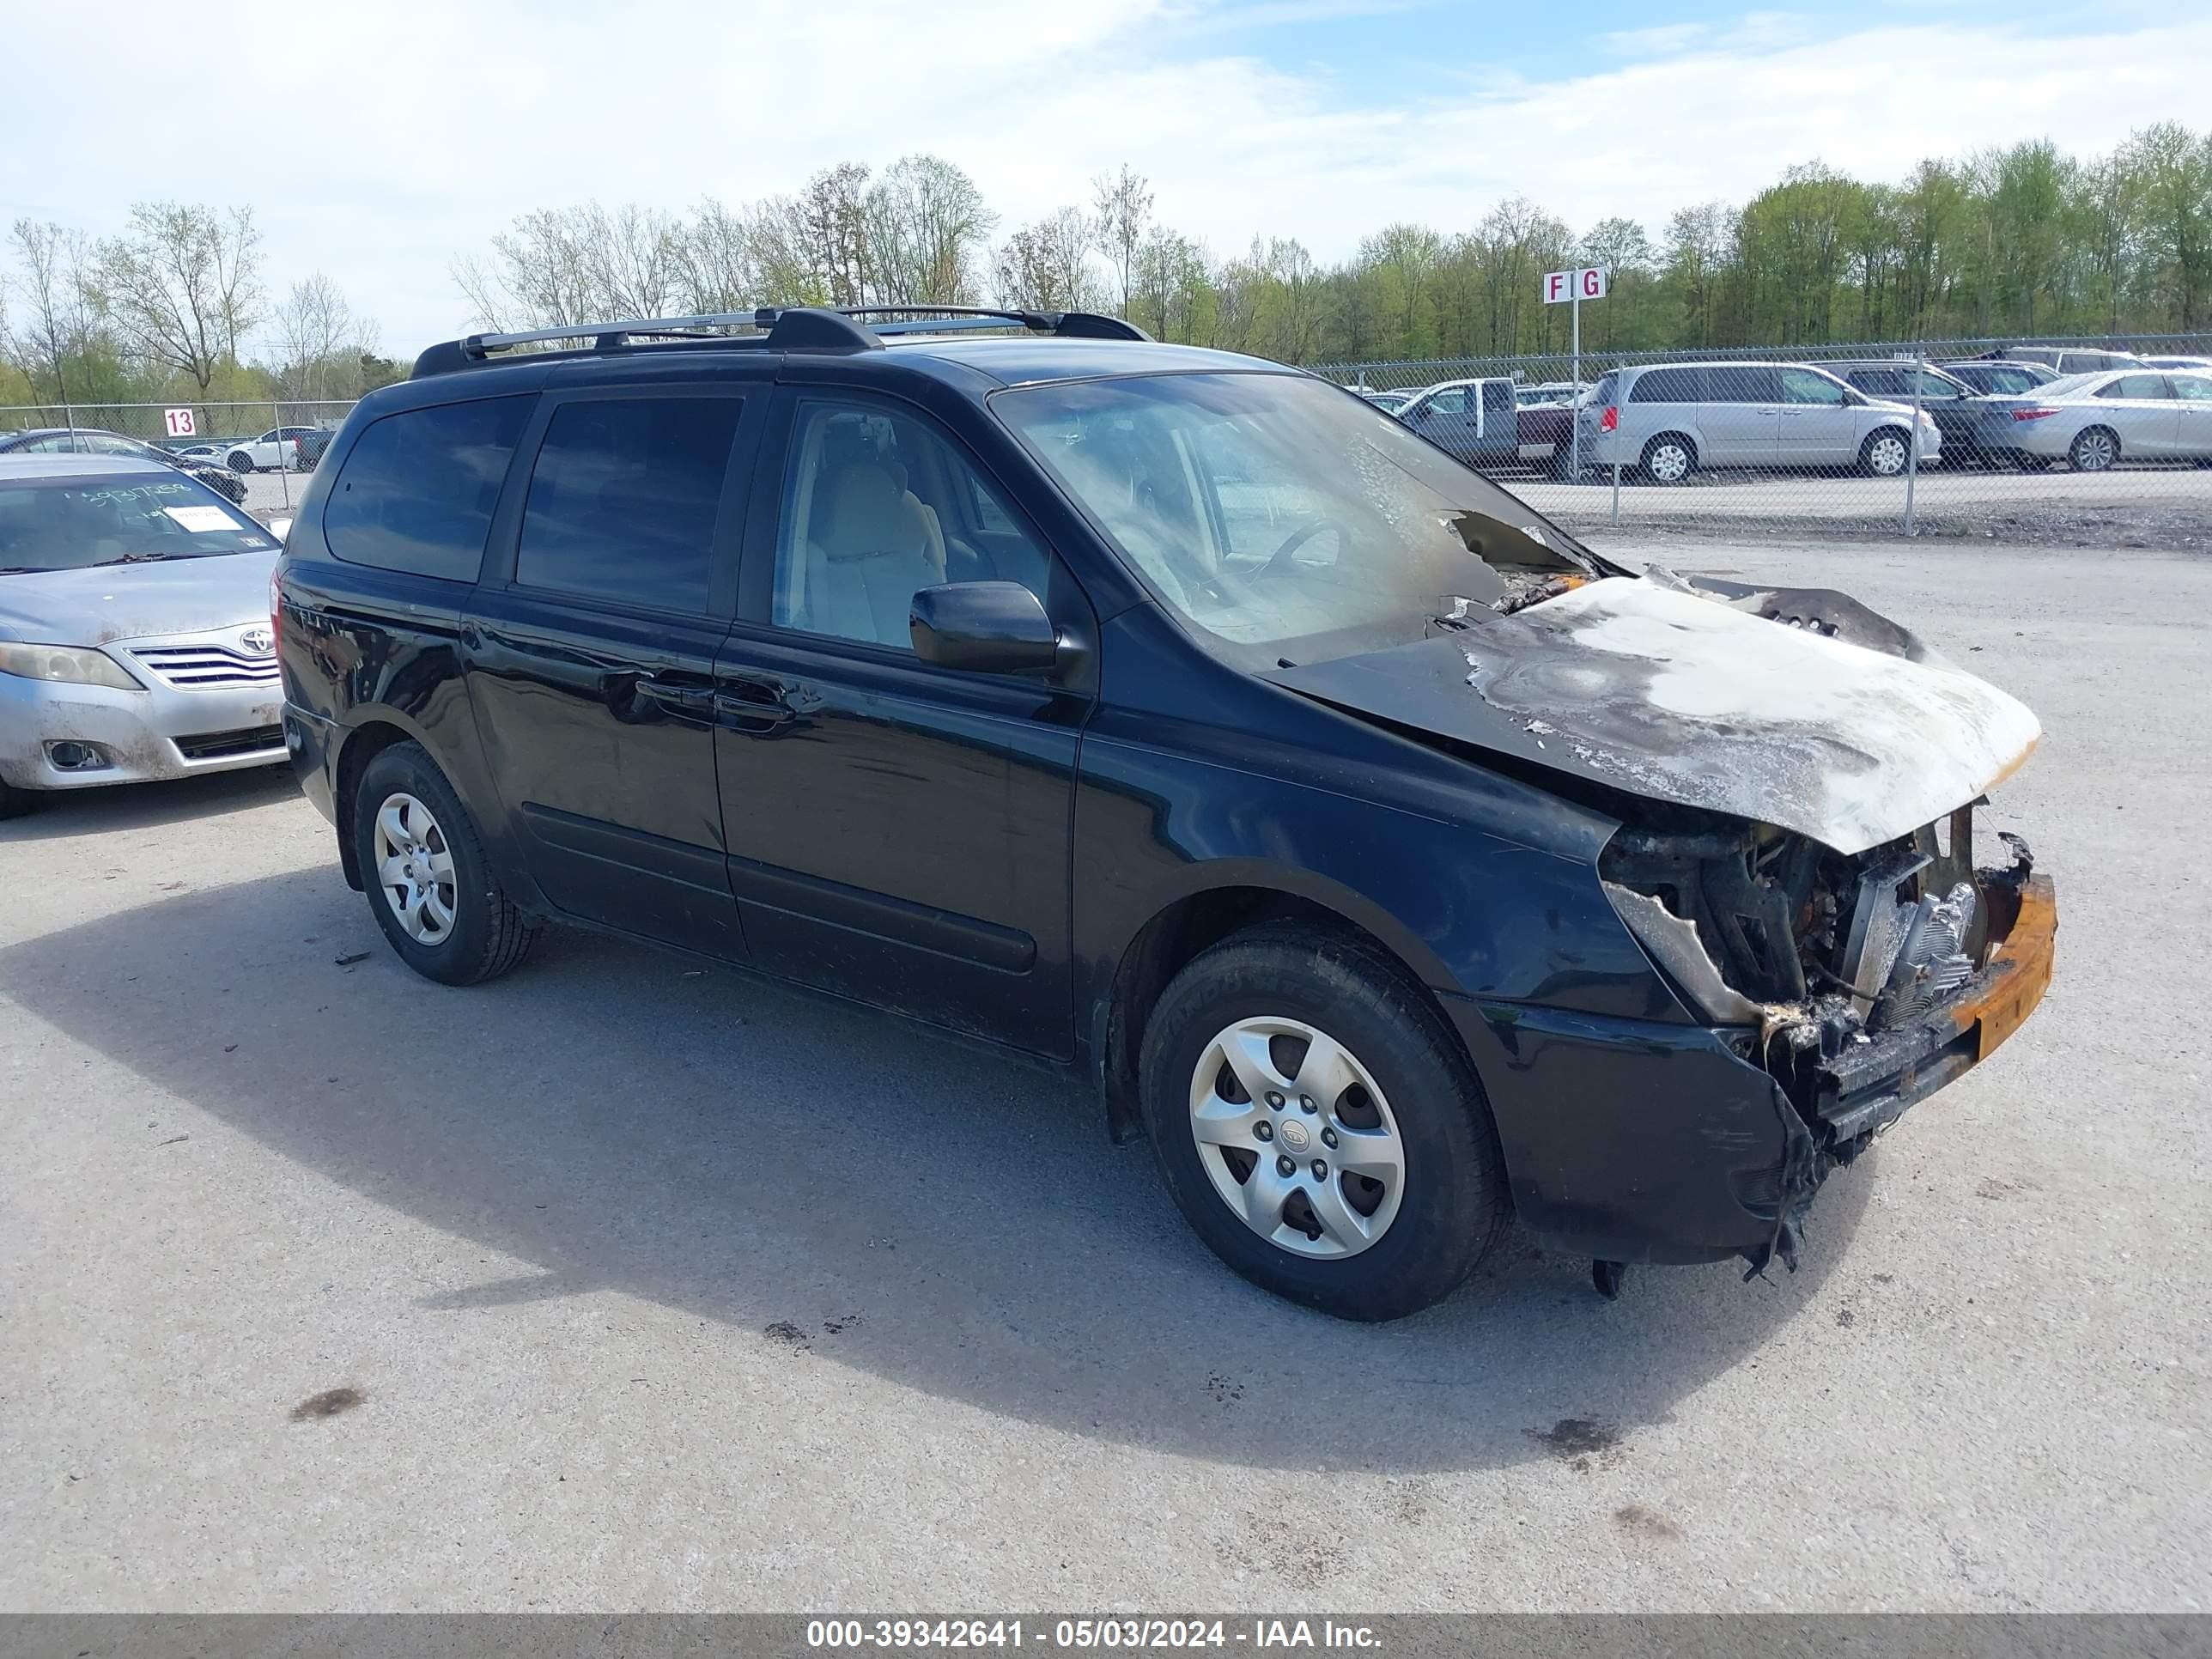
(1982, 369, 2212, 470)
(0, 454, 286, 817)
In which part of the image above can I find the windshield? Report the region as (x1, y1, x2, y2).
(995, 372, 1592, 662)
(0, 471, 272, 574)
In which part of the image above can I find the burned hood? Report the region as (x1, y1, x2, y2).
(1261, 574, 2040, 855)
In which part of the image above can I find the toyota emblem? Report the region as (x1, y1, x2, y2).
(240, 626, 275, 655)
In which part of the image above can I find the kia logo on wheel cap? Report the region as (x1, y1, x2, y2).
(1277, 1119, 1311, 1152)
(240, 626, 274, 655)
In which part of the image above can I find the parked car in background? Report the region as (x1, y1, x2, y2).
(0, 453, 287, 818)
(1358, 387, 1418, 413)
(2141, 355, 2212, 373)
(222, 425, 331, 472)
(274, 304, 2054, 1320)
(1576, 362, 1940, 481)
(1974, 344, 2144, 376)
(1395, 376, 1522, 467)
(1828, 362, 1998, 465)
(1971, 368, 2212, 471)
(1940, 360, 2060, 396)
(0, 427, 251, 505)
(1514, 381, 1587, 409)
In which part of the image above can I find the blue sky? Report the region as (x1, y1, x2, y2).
(3, 0, 2203, 356)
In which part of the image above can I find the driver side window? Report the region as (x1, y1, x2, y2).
(770, 399, 1054, 652)
(1782, 368, 1848, 406)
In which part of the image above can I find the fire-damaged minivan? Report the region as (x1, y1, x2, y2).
(274, 306, 2056, 1321)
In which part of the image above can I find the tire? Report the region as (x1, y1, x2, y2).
(1137, 922, 1510, 1321)
(228, 452, 255, 474)
(0, 777, 32, 821)
(352, 740, 540, 985)
(1860, 427, 1911, 477)
(1638, 434, 1695, 484)
(2069, 427, 2118, 472)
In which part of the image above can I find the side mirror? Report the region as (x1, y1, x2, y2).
(910, 580, 1060, 676)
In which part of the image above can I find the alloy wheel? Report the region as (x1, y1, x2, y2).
(373, 791, 458, 946)
(1188, 1015, 1406, 1259)
(2071, 429, 2117, 471)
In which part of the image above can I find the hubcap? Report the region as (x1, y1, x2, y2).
(372, 792, 458, 946)
(1650, 444, 1688, 482)
(2076, 433, 2114, 471)
(1869, 435, 1907, 475)
(1188, 1016, 1406, 1259)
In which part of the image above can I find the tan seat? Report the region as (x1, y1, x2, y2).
(802, 461, 945, 647)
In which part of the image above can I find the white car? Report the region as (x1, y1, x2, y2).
(1979, 369, 2212, 471)
(2142, 355, 2212, 374)
(221, 426, 325, 473)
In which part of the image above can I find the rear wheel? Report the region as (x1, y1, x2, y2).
(0, 777, 31, 820)
(352, 741, 539, 985)
(228, 451, 255, 473)
(1639, 434, 1695, 483)
(1860, 428, 1911, 477)
(2069, 427, 2118, 471)
(1137, 923, 1510, 1321)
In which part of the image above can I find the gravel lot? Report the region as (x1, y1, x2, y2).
(1, 539, 2205, 1613)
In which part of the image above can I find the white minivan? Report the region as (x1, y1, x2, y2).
(1576, 362, 1941, 481)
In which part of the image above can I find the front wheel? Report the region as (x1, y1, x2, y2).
(0, 776, 31, 820)
(1138, 923, 1510, 1321)
(352, 741, 540, 985)
(228, 452, 256, 473)
(1861, 428, 1912, 477)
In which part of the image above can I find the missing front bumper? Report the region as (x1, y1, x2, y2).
(1782, 871, 2057, 1155)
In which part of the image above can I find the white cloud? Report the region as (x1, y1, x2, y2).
(3, 1, 2206, 358)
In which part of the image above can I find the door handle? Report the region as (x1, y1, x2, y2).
(631, 674, 714, 718)
(714, 674, 802, 735)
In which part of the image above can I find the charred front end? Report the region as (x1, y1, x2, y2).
(1598, 801, 2056, 1272)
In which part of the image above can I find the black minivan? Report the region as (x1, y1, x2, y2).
(275, 306, 2056, 1320)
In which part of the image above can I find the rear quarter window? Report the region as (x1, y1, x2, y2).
(1631, 368, 1705, 404)
(322, 395, 532, 581)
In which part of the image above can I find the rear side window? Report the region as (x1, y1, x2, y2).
(514, 397, 744, 612)
(1711, 366, 1783, 403)
(2099, 374, 2168, 400)
(1631, 368, 1704, 404)
(324, 396, 531, 581)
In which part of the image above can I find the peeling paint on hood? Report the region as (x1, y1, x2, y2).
(1262, 574, 2041, 855)
(0, 550, 278, 647)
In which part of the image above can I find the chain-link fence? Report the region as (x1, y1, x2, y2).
(0, 399, 361, 517)
(14, 335, 2212, 549)
(1317, 333, 2212, 550)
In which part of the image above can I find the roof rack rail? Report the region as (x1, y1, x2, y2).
(411, 302, 1148, 378)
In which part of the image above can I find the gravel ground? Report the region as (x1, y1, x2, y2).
(0, 539, 2204, 1613)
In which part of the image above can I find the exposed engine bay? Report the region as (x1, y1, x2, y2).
(1601, 798, 2053, 1274)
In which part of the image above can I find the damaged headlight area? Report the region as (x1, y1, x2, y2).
(1602, 802, 2053, 1274)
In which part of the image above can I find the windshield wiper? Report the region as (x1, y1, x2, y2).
(88, 551, 183, 567)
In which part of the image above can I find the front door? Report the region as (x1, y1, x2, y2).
(714, 389, 1090, 1055)
(1407, 386, 1479, 461)
(1778, 367, 1856, 464)
(465, 380, 766, 959)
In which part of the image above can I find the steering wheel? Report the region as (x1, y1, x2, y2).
(1255, 518, 1341, 579)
